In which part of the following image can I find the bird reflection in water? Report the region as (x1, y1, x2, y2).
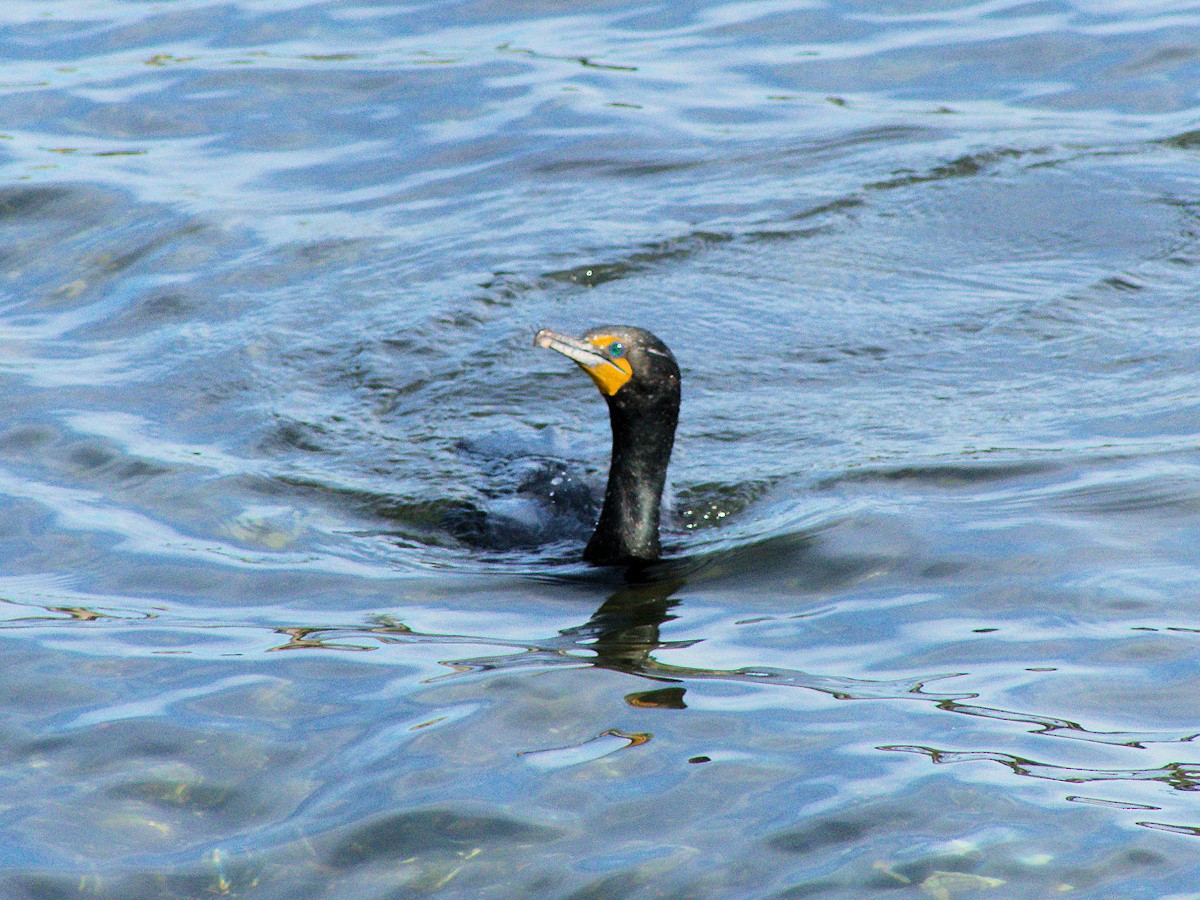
(566, 574, 685, 691)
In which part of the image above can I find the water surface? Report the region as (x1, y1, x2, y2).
(3, 0, 1200, 896)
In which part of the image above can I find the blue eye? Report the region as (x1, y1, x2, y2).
(609, 342, 625, 359)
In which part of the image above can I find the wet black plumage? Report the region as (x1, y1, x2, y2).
(535, 326, 680, 565)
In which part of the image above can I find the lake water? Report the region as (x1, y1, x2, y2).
(3, 0, 1200, 896)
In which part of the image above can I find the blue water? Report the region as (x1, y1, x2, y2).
(3, 0, 1200, 896)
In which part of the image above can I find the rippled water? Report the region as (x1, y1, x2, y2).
(4, 0, 1200, 896)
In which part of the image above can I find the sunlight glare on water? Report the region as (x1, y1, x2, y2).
(2, 0, 1200, 896)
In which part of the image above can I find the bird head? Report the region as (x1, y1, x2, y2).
(534, 326, 679, 407)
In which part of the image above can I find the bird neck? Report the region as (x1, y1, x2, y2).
(584, 395, 677, 565)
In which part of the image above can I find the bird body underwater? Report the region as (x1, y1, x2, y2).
(535, 326, 680, 566)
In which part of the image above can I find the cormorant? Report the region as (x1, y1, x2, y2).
(535, 326, 680, 565)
